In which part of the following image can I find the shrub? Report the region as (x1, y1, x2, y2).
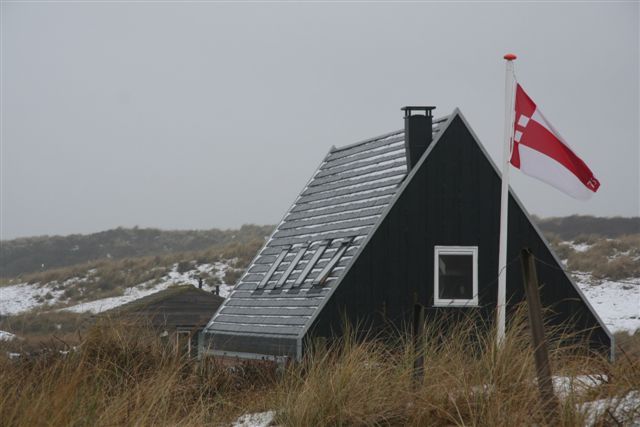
(223, 268, 244, 285)
(573, 234, 602, 245)
(97, 277, 118, 292)
(544, 232, 562, 245)
(567, 248, 606, 273)
(551, 242, 575, 261)
(197, 270, 221, 286)
(63, 286, 81, 301)
(594, 255, 640, 280)
(176, 261, 192, 274)
(567, 235, 640, 279)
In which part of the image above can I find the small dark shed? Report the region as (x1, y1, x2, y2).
(109, 285, 224, 356)
(201, 107, 612, 361)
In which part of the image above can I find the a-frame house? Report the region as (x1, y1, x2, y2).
(201, 107, 612, 361)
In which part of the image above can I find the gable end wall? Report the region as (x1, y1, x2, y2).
(307, 114, 611, 354)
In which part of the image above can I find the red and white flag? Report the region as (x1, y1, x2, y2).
(509, 84, 600, 200)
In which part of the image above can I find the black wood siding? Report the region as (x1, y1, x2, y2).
(308, 115, 611, 353)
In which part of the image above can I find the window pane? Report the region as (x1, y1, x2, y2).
(438, 254, 473, 300)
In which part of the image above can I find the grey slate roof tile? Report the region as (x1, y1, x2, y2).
(205, 117, 449, 344)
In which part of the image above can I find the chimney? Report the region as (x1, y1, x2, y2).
(401, 106, 435, 170)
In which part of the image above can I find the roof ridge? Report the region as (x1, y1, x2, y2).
(331, 129, 403, 154)
(106, 285, 222, 314)
(331, 114, 451, 153)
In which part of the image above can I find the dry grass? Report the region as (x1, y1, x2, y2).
(0, 310, 92, 354)
(0, 318, 276, 426)
(545, 233, 640, 280)
(616, 330, 640, 359)
(1, 312, 638, 426)
(275, 312, 639, 426)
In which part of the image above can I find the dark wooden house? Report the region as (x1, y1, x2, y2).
(201, 107, 612, 361)
(109, 285, 224, 356)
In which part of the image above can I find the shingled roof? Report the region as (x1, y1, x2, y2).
(204, 114, 452, 354)
(108, 285, 224, 330)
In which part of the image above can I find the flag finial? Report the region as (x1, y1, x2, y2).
(503, 53, 517, 61)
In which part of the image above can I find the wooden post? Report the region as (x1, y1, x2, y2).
(520, 248, 559, 420)
(413, 303, 425, 386)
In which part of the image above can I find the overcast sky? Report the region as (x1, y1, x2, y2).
(1, 2, 638, 239)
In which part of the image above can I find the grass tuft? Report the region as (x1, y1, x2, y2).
(1, 311, 638, 426)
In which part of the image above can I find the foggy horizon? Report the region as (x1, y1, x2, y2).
(2, 2, 638, 240)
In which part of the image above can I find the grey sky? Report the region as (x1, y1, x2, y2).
(1, 2, 638, 239)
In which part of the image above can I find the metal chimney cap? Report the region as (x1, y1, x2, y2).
(401, 106, 436, 117)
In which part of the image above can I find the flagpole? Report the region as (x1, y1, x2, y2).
(497, 53, 517, 345)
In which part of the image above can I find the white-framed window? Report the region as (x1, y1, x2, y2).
(434, 246, 478, 307)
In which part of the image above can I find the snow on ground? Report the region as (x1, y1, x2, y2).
(575, 274, 640, 334)
(0, 261, 236, 316)
(0, 282, 67, 316)
(63, 281, 180, 314)
(549, 375, 640, 426)
(552, 375, 607, 400)
(0, 330, 16, 341)
(570, 242, 593, 253)
(578, 391, 640, 426)
(63, 262, 234, 314)
(232, 411, 275, 427)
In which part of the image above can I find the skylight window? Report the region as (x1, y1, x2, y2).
(293, 241, 329, 288)
(257, 246, 290, 289)
(275, 243, 309, 288)
(313, 238, 352, 287)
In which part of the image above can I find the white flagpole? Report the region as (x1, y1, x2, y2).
(497, 53, 517, 345)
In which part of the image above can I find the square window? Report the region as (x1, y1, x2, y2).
(434, 246, 478, 306)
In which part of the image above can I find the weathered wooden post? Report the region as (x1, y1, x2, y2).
(520, 248, 559, 421)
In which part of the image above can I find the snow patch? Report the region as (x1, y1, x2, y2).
(569, 241, 593, 253)
(232, 411, 276, 427)
(1, 260, 237, 316)
(0, 282, 66, 315)
(575, 274, 640, 334)
(63, 282, 175, 314)
(63, 261, 233, 314)
(0, 330, 16, 341)
(578, 391, 640, 426)
(552, 375, 607, 400)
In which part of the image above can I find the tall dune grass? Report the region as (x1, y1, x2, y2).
(275, 310, 638, 426)
(0, 318, 276, 426)
(1, 311, 638, 426)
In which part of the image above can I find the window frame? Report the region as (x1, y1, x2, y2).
(293, 240, 329, 288)
(312, 238, 352, 287)
(257, 246, 290, 289)
(275, 243, 309, 288)
(433, 245, 479, 307)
